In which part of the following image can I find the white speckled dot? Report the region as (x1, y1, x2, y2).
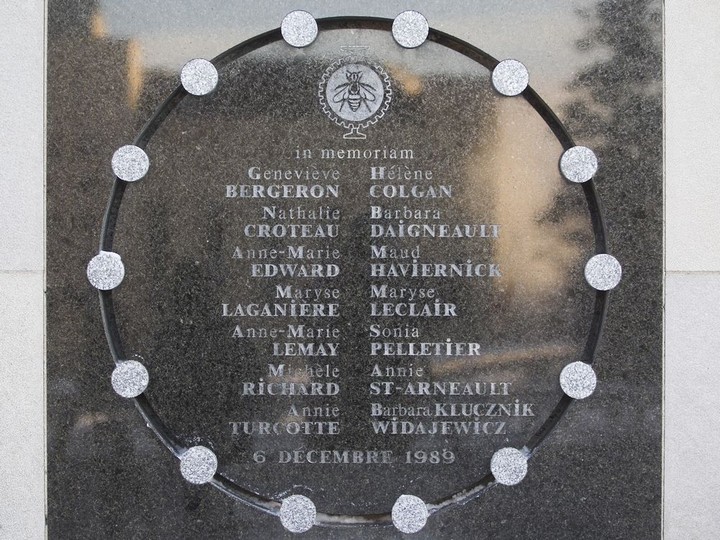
(281, 11, 318, 48)
(491, 447, 528, 486)
(279, 495, 316, 533)
(181, 58, 218, 96)
(560, 361, 597, 399)
(111, 145, 149, 182)
(492, 59, 529, 96)
(111, 360, 149, 398)
(560, 145, 598, 183)
(180, 446, 217, 484)
(392, 11, 429, 48)
(86, 251, 125, 290)
(585, 254, 622, 290)
(391, 494, 428, 534)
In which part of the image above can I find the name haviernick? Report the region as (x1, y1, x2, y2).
(370, 261, 501, 278)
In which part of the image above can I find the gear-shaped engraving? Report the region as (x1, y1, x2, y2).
(319, 56, 392, 139)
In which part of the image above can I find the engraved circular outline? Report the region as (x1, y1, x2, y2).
(95, 17, 610, 529)
(318, 57, 393, 131)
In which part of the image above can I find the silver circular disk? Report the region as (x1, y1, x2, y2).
(492, 59, 529, 96)
(281, 10, 318, 48)
(491, 447, 528, 486)
(560, 145, 598, 183)
(279, 495, 316, 533)
(111, 144, 149, 182)
(111, 360, 149, 398)
(560, 361, 597, 399)
(86, 251, 125, 290)
(585, 253, 622, 291)
(179, 446, 217, 484)
(392, 11, 429, 49)
(391, 494, 428, 534)
(180, 58, 218, 96)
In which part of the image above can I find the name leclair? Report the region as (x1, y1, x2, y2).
(370, 301, 457, 317)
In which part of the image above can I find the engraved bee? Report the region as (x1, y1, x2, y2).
(332, 70, 377, 112)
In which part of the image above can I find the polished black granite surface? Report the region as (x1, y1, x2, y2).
(48, 1, 662, 538)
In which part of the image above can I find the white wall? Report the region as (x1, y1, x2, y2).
(664, 1, 720, 537)
(1, 1, 719, 538)
(0, 1, 46, 539)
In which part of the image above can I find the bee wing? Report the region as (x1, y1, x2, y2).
(332, 83, 351, 102)
(359, 88, 377, 102)
(333, 89, 350, 103)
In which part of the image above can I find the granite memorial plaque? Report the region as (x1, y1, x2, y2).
(48, 1, 662, 538)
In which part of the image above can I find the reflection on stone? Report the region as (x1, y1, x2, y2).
(104, 29, 596, 513)
(47, 1, 662, 536)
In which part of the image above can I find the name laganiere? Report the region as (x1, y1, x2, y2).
(222, 302, 339, 317)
